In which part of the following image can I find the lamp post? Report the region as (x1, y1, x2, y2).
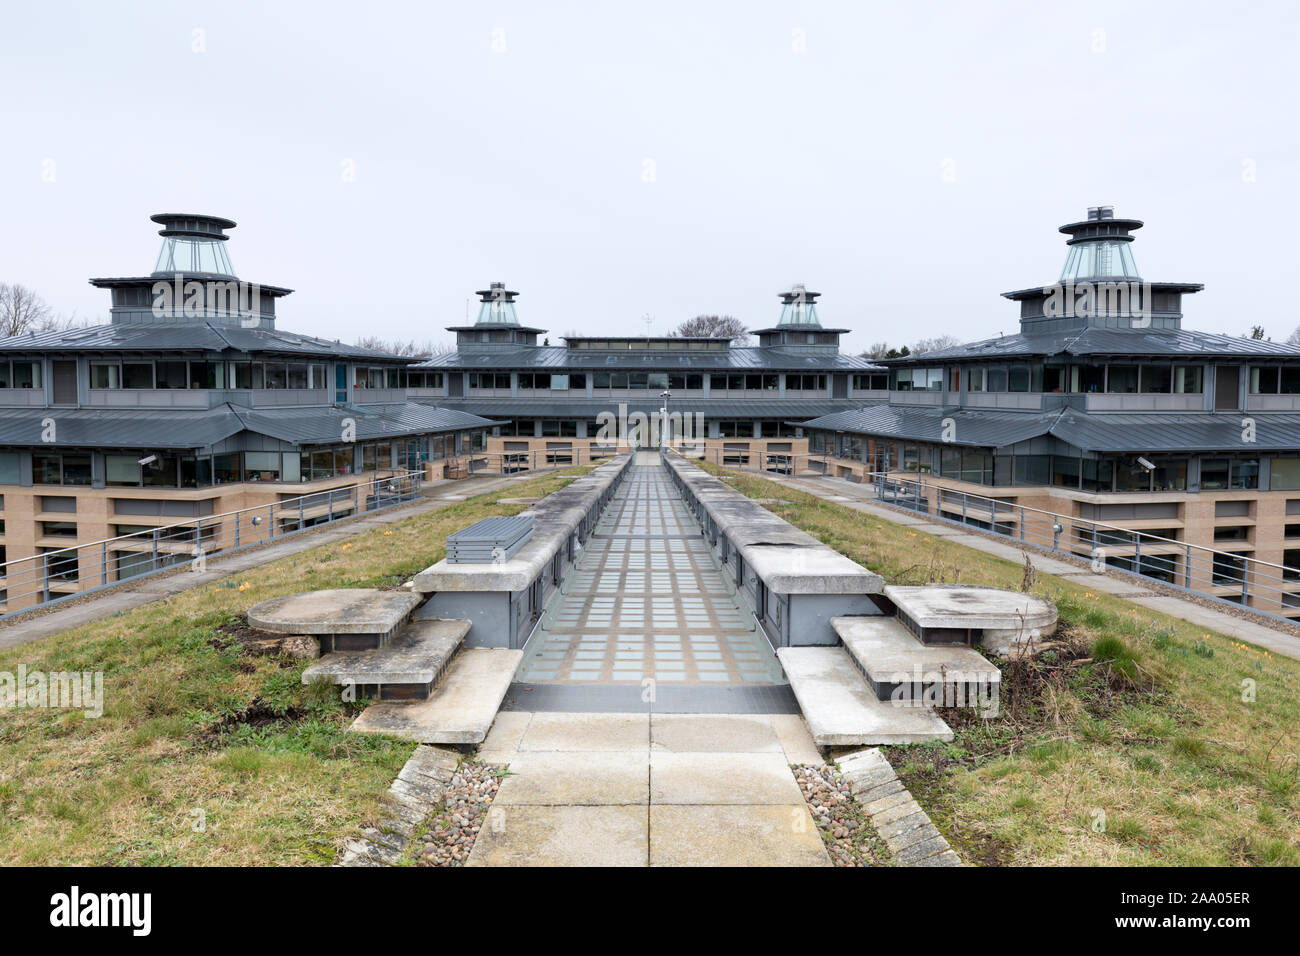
(659, 390, 672, 448)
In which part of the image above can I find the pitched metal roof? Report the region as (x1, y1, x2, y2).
(411, 347, 882, 372)
(798, 406, 1058, 448)
(0, 402, 497, 450)
(886, 326, 1300, 363)
(0, 321, 408, 360)
(800, 404, 1300, 454)
(436, 398, 865, 419)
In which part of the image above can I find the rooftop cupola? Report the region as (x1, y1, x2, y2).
(474, 282, 521, 326)
(446, 282, 546, 350)
(777, 284, 823, 327)
(151, 213, 239, 278)
(753, 284, 848, 353)
(1002, 207, 1203, 334)
(90, 212, 292, 329)
(1058, 205, 1142, 282)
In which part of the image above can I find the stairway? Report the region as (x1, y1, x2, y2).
(246, 587, 519, 744)
(778, 585, 1054, 748)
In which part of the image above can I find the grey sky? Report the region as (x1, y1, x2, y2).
(2, 1, 1297, 354)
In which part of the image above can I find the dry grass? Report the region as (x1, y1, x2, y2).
(706, 464, 1300, 866)
(0, 467, 592, 866)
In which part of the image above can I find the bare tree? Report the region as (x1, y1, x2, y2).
(861, 341, 894, 359)
(911, 334, 963, 354)
(1287, 325, 1300, 346)
(355, 336, 456, 357)
(0, 283, 53, 336)
(673, 314, 750, 344)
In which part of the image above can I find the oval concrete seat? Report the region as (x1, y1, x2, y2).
(248, 588, 421, 636)
(883, 584, 1057, 651)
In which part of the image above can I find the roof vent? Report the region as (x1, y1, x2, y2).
(1087, 205, 1115, 221)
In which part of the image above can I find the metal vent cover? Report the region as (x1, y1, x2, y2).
(446, 514, 535, 564)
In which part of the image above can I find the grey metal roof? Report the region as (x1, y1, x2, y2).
(886, 326, 1300, 364)
(0, 321, 408, 361)
(800, 404, 1300, 454)
(411, 346, 882, 372)
(0, 402, 497, 450)
(436, 398, 865, 419)
(799, 406, 1057, 448)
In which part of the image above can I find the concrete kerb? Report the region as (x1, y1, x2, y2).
(834, 746, 962, 867)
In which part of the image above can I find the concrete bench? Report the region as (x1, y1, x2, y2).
(412, 454, 634, 647)
(662, 453, 883, 647)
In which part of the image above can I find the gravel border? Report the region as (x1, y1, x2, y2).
(794, 763, 893, 866)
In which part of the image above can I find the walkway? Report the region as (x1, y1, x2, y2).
(763, 471, 1300, 662)
(0, 474, 525, 653)
(466, 711, 830, 866)
(508, 455, 794, 712)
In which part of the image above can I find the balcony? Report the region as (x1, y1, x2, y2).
(1084, 393, 1203, 412)
(0, 388, 46, 407)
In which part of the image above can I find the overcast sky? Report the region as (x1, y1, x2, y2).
(2, 1, 1297, 353)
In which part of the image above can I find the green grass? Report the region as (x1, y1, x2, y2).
(0, 467, 594, 866)
(704, 463, 1300, 866)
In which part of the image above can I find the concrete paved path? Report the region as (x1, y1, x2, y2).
(467, 711, 830, 866)
(0, 474, 523, 653)
(762, 473, 1300, 661)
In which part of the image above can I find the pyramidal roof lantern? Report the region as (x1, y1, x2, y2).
(777, 283, 822, 327)
(150, 213, 239, 279)
(1058, 205, 1143, 282)
(474, 281, 521, 326)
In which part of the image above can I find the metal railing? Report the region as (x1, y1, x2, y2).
(0, 470, 425, 620)
(709, 451, 1300, 626)
(462, 446, 617, 476)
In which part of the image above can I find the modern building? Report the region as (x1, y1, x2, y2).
(409, 282, 887, 465)
(800, 207, 1300, 619)
(0, 213, 497, 613)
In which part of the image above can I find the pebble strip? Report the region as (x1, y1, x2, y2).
(335, 744, 460, 867)
(414, 761, 502, 866)
(835, 747, 962, 867)
(794, 763, 892, 866)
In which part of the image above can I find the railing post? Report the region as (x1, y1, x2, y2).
(152, 530, 159, 573)
(1019, 506, 1025, 540)
(101, 541, 108, 586)
(1134, 532, 1142, 578)
(1242, 558, 1250, 603)
(299, 496, 304, 529)
(269, 504, 275, 538)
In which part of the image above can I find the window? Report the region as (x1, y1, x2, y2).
(1232, 459, 1260, 489)
(1200, 459, 1230, 490)
(967, 368, 986, 391)
(1107, 365, 1139, 393)
(33, 454, 62, 485)
(0, 453, 19, 484)
(1272, 458, 1300, 490)
(1081, 458, 1113, 492)
(155, 361, 186, 389)
(1282, 368, 1300, 394)
(1140, 365, 1172, 393)
(90, 362, 121, 389)
(1250, 367, 1280, 394)
(1008, 365, 1031, 392)
(1013, 455, 1051, 486)
(1173, 365, 1203, 393)
(1115, 456, 1151, 491)
(786, 374, 826, 391)
(986, 368, 1008, 392)
(12, 361, 42, 389)
(41, 521, 78, 538)
(1152, 459, 1187, 491)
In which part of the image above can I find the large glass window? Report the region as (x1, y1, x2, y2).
(1013, 455, 1051, 486)
(1115, 456, 1151, 491)
(123, 362, 153, 388)
(106, 455, 142, 486)
(1081, 458, 1113, 492)
(33, 454, 62, 484)
(1053, 455, 1080, 487)
(1200, 459, 1230, 490)
(244, 451, 282, 482)
(155, 361, 186, 389)
(1140, 365, 1172, 393)
(12, 361, 42, 389)
(1173, 365, 1203, 393)
(90, 362, 121, 389)
(1232, 459, 1259, 489)
(1152, 459, 1187, 491)
(986, 368, 1008, 392)
(1008, 365, 1030, 392)
(1250, 367, 1280, 394)
(1107, 365, 1139, 393)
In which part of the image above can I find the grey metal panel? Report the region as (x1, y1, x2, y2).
(0, 320, 410, 361)
(438, 398, 864, 419)
(411, 346, 884, 372)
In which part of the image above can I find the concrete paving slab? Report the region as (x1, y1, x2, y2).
(771, 713, 822, 765)
(650, 714, 782, 753)
(884, 584, 1058, 634)
(479, 711, 532, 756)
(649, 805, 830, 866)
(649, 752, 804, 805)
(833, 615, 999, 698)
(350, 648, 522, 743)
(777, 646, 953, 746)
(516, 712, 650, 751)
(248, 588, 420, 635)
(302, 618, 469, 687)
(466, 805, 648, 867)
(494, 752, 650, 806)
